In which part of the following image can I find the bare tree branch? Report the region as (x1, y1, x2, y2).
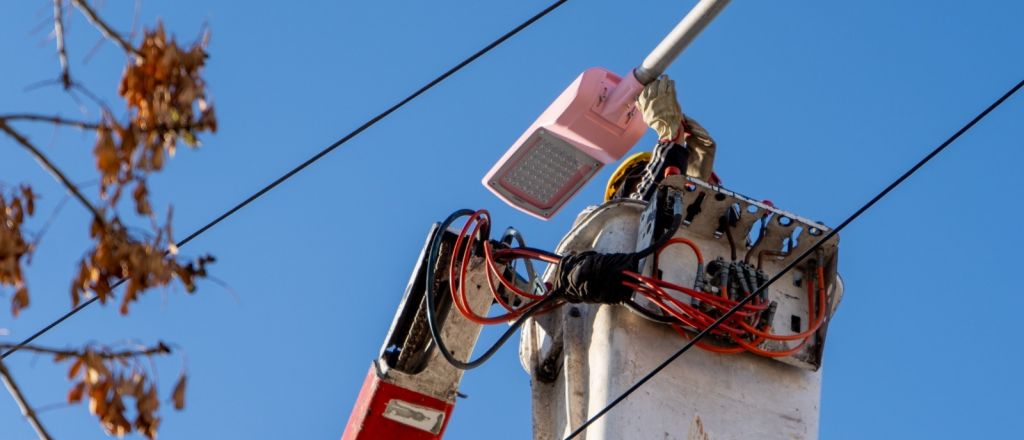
(70, 0, 142, 59)
(0, 343, 171, 359)
(0, 359, 54, 440)
(0, 114, 100, 130)
(0, 121, 108, 228)
(53, 0, 71, 89)
(27, 193, 70, 244)
(70, 82, 115, 115)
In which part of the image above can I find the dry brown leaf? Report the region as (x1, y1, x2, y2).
(94, 126, 119, 198)
(83, 350, 108, 384)
(68, 357, 83, 380)
(4, 7, 214, 439)
(88, 381, 108, 416)
(1, 186, 34, 317)
(53, 342, 179, 439)
(11, 285, 28, 317)
(133, 180, 152, 216)
(171, 375, 186, 410)
(68, 381, 86, 404)
(22, 185, 34, 216)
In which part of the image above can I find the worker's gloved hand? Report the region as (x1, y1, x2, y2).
(637, 75, 683, 141)
(682, 114, 717, 182)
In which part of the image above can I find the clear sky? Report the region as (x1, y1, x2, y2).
(1, 1, 1023, 439)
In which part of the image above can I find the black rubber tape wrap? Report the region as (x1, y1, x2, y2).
(551, 251, 637, 304)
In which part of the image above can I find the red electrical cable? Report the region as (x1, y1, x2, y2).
(673, 324, 760, 355)
(446, 210, 561, 326)
(624, 250, 822, 357)
(441, 208, 830, 360)
(735, 268, 825, 341)
(731, 327, 807, 358)
(484, 243, 547, 301)
(627, 272, 767, 316)
(658, 238, 704, 264)
(628, 279, 746, 334)
(449, 210, 518, 324)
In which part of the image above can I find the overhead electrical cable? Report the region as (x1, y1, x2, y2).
(1, 0, 571, 360)
(564, 75, 1024, 440)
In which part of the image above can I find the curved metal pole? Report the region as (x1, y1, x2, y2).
(634, 0, 732, 85)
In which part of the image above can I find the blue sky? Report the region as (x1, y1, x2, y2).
(1, 1, 1022, 439)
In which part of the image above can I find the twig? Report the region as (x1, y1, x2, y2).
(28, 193, 70, 246)
(0, 344, 171, 359)
(0, 359, 54, 440)
(82, 35, 106, 64)
(0, 114, 99, 130)
(30, 15, 53, 36)
(70, 0, 142, 59)
(21, 78, 63, 92)
(206, 275, 242, 305)
(70, 82, 115, 116)
(0, 121, 108, 228)
(33, 401, 75, 414)
(53, 0, 71, 89)
(130, 0, 142, 39)
(67, 88, 90, 117)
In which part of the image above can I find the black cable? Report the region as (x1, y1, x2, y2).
(635, 191, 683, 259)
(427, 198, 679, 368)
(425, 210, 559, 370)
(175, 0, 569, 248)
(0, 291, 107, 359)
(565, 76, 1024, 440)
(624, 299, 677, 324)
(723, 215, 738, 261)
(0, 0, 571, 360)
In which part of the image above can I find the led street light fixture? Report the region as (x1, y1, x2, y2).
(483, 0, 732, 220)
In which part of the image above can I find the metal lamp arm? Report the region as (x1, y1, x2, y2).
(633, 0, 732, 85)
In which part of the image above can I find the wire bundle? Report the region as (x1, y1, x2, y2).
(430, 206, 825, 371)
(625, 237, 827, 357)
(448, 209, 563, 325)
(425, 209, 562, 370)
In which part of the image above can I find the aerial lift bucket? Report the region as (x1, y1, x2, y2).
(483, 0, 732, 220)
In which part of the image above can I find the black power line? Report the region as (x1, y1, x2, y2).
(564, 75, 1024, 440)
(1, 0, 571, 360)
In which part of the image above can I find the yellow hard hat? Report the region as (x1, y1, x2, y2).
(605, 152, 652, 202)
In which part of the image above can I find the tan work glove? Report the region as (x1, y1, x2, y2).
(637, 75, 684, 141)
(682, 114, 717, 182)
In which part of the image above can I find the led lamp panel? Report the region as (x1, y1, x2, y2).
(486, 128, 602, 219)
(484, 68, 648, 220)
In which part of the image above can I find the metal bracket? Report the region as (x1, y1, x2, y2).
(640, 175, 842, 371)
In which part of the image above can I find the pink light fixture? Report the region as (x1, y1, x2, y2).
(483, 0, 732, 220)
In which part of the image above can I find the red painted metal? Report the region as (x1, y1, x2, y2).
(342, 366, 455, 440)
